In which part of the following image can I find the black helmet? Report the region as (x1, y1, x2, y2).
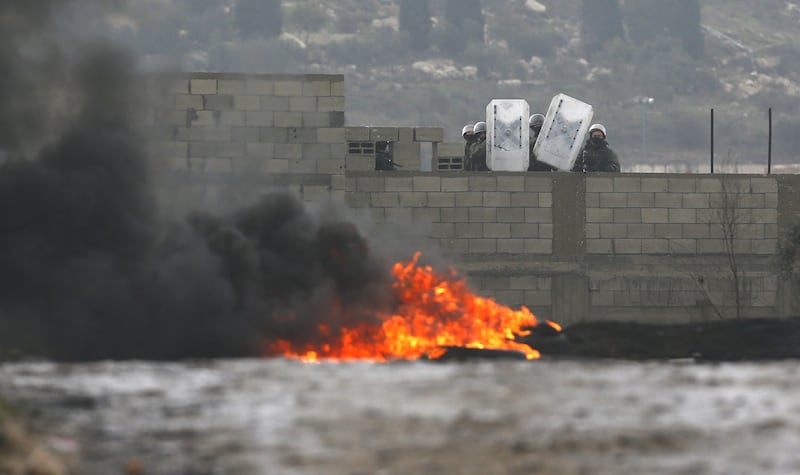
(529, 114, 545, 128)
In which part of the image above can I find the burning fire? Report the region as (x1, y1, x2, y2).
(266, 252, 560, 362)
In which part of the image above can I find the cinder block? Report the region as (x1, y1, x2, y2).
(600, 224, 627, 238)
(175, 94, 203, 110)
(599, 193, 627, 208)
(399, 192, 427, 207)
(669, 209, 696, 224)
(470, 239, 498, 254)
(260, 96, 289, 111)
(613, 208, 641, 224)
(386, 207, 413, 222)
(371, 192, 400, 207)
(289, 96, 317, 112)
(524, 239, 552, 254)
(288, 159, 316, 173)
(469, 207, 497, 222)
(234, 95, 260, 110)
(455, 192, 482, 207)
(437, 142, 464, 157)
(655, 193, 683, 208)
(642, 208, 668, 224)
(427, 192, 455, 207)
(274, 81, 303, 96)
(413, 207, 441, 223)
(413, 176, 441, 192)
(497, 239, 525, 253)
(263, 159, 289, 173)
(316, 158, 345, 175)
(275, 143, 303, 159)
(303, 80, 331, 97)
(190, 79, 217, 95)
(469, 176, 497, 191)
(414, 127, 444, 142)
(345, 156, 374, 171)
(370, 127, 399, 142)
(215, 141, 245, 158)
(385, 177, 413, 192)
(217, 111, 245, 126)
(441, 176, 469, 192)
(751, 177, 778, 193)
(587, 177, 613, 192)
(397, 127, 414, 142)
(303, 143, 331, 159)
(274, 112, 302, 128)
(287, 128, 318, 144)
(587, 239, 613, 254)
(683, 193, 709, 209)
(525, 208, 551, 224)
(218, 79, 245, 95)
(483, 192, 511, 207)
(260, 127, 288, 143)
(524, 176, 552, 192)
(175, 126, 231, 142)
(231, 126, 260, 142)
(654, 223, 683, 238)
(245, 143, 274, 158)
(331, 80, 345, 96)
(497, 176, 525, 192)
(246, 79, 274, 95)
(586, 208, 613, 223)
(357, 176, 385, 192)
(203, 94, 234, 110)
(205, 158, 233, 173)
(668, 177, 696, 192)
(191, 111, 217, 126)
(246, 111, 274, 126)
(641, 177, 669, 192)
(642, 239, 669, 254)
(498, 207, 525, 223)
(345, 127, 370, 141)
(317, 128, 345, 144)
(511, 223, 538, 238)
(442, 208, 469, 222)
(539, 193, 553, 208)
(613, 176, 641, 192)
(167, 78, 189, 94)
(318, 96, 345, 112)
(627, 224, 655, 239)
(627, 192, 654, 208)
(668, 239, 697, 254)
(511, 192, 539, 208)
(302, 112, 332, 128)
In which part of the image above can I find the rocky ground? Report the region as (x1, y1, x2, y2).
(1, 317, 800, 474)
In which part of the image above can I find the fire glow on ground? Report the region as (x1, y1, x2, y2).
(265, 252, 561, 362)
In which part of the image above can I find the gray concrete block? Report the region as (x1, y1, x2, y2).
(260, 96, 289, 111)
(413, 176, 441, 192)
(441, 176, 469, 192)
(399, 192, 427, 207)
(627, 192, 655, 208)
(275, 144, 303, 159)
(669, 177, 696, 192)
(190, 79, 217, 94)
(218, 79, 245, 95)
(263, 159, 289, 173)
(469, 239, 498, 254)
(274, 112, 303, 128)
(385, 207, 413, 222)
(510, 192, 539, 207)
(469, 176, 497, 191)
(370, 127, 399, 142)
(219, 110, 246, 126)
(455, 192, 483, 207)
(302, 80, 331, 96)
(497, 176, 525, 192)
(497, 207, 525, 223)
(669, 209, 697, 224)
(427, 192, 455, 207)
(498, 239, 525, 253)
(600, 224, 627, 238)
(175, 94, 204, 110)
(442, 208, 469, 222)
(414, 127, 444, 142)
(641, 177, 669, 192)
(627, 223, 656, 239)
(430, 223, 456, 238)
(345, 127, 370, 141)
(397, 127, 414, 142)
(317, 128, 345, 144)
(234, 95, 261, 110)
(483, 223, 511, 239)
(642, 239, 669, 254)
(345, 157, 374, 171)
(370, 192, 399, 207)
(511, 223, 539, 238)
(246, 79, 274, 95)
(586, 177, 613, 192)
(455, 223, 483, 238)
(613, 208, 641, 224)
(613, 176, 641, 192)
(289, 96, 317, 112)
(318, 96, 345, 112)
(287, 128, 318, 144)
(203, 94, 234, 110)
(331, 80, 345, 96)
(231, 126, 260, 143)
(655, 193, 683, 208)
(260, 127, 288, 143)
(524, 239, 552, 254)
(599, 193, 627, 208)
(303, 144, 332, 159)
(274, 81, 303, 96)
(245, 111, 274, 127)
(525, 208, 551, 224)
(526, 176, 552, 192)
(288, 159, 317, 173)
(412, 207, 441, 223)
(357, 176, 385, 192)
(245, 142, 274, 158)
(586, 239, 613, 254)
(483, 192, 511, 207)
(469, 207, 497, 222)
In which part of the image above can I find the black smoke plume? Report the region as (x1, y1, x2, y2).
(0, 1, 395, 361)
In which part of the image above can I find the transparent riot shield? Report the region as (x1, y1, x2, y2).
(533, 94, 593, 171)
(486, 99, 530, 171)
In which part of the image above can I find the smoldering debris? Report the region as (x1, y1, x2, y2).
(0, 1, 395, 361)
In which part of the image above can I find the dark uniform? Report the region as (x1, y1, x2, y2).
(571, 138, 620, 172)
(528, 138, 556, 171)
(469, 137, 489, 171)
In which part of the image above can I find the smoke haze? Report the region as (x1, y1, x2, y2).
(0, 1, 395, 361)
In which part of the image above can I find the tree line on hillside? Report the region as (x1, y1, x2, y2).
(230, 0, 702, 59)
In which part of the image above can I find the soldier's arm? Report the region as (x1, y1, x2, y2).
(606, 149, 621, 172)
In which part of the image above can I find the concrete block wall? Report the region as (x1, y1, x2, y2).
(155, 73, 346, 212)
(345, 126, 444, 172)
(345, 171, 791, 325)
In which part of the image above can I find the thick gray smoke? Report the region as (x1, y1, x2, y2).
(0, 2, 395, 361)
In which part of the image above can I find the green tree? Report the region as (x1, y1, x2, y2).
(398, 0, 431, 51)
(580, 0, 624, 57)
(235, 0, 282, 39)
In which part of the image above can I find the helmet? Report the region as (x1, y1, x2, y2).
(473, 121, 487, 134)
(462, 124, 474, 138)
(589, 123, 607, 138)
(529, 114, 545, 128)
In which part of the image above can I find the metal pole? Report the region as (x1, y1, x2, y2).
(641, 102, 647, 160)
(710, 108, 714, 174)
(768, 107, 773, 175)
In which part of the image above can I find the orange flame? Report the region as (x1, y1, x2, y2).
(266, 252, 558, 362)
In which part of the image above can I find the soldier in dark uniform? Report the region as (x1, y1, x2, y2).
(462, 123, 476, 171)
(571, 123, 620, 173)
(469, 121, 489, 171)
(527, 113, 556, 172)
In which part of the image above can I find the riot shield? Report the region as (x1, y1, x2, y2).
(533, 94, 593, 171)
(486, 99, 530, 171)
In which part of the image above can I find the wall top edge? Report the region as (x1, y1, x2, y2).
(158, 72, 345, 82)
(344, 171, 785, 178)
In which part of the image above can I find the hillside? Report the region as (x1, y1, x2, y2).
(120, 0, 800, 169)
